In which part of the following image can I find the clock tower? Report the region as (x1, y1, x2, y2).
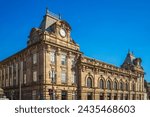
(38, 9, 73, 43)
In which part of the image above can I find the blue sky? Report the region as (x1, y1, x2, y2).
(0, 0, 150, 82)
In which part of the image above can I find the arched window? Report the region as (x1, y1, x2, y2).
(100, 79, 104, 89)
(120, 82, 123, 91)
(132, 82, 135, 91)
(87, 77, 92, 88)
(114, 81, 117, 90)
(125, 83, 129, 91)
(107, 80, 111, 90)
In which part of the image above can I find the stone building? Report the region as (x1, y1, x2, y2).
(146, 82, 150, 100)
(0, 9, 145, 100)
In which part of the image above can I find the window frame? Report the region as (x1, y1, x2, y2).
(50, 51, 55, 64)
(33, 71, 37, 82)
(61, 54, 67, 65)
(61, 71, 67, 83)
(114, 81, 118, 90)
(87, 77, 92, 88)
(100, 79, 104, 89)
(107, 80, 111, 90)
(33, 53, 37, 64)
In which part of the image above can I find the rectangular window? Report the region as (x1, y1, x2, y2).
(33, 71, 37, 82)
(125, 94, 128, 100)
(61, 90, 67, 100)
(61, 55, 66, 65)
(49, 70, 56, 83)
(72, 71, 76, 84)
(100, 93, 104, 100)
(50, 52, 55, 64)
(24, 74, 27, 84)
(114, 93, 118, 100)
(10, 78, 13, 86)
(61, 71, 67, 83)
(6, 79, 9, 87)
(72, 92, 77, 100)
(32, 90, 37, 100)
(107, 93, 111, 100)
(87, 92, 93, 100)
(33, 53, 37, 64)
(120, 93, 124, 100)
(13, 78, 16, 86)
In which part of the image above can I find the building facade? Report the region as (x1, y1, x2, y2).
(0, 9, 145, 100)
(146, 82, 150, 100)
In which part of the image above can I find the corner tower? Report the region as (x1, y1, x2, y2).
(121, 51, 144, 73)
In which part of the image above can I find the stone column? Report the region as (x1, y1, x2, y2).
(111, 91, 114, 100)
(4, 68, 5, 87)
(81, 90, 87, 100)
(0, 70, 2, 87)
(95, 90, 99, 100)
(16, 63, 18, 86)
(7, 66, 9, 87)
(67, 52, 72, 85)
(20, 61, 23, 85)
(67, 90, 72, 100)
(11, 65, 13, 86)
(56, 48, 61, 84)
(56, 89, 61, 100)
(104, 90, 107, 100)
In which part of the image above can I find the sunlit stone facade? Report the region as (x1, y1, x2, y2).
(0, 10, 145, 100)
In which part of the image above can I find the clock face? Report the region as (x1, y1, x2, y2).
(59, 28, 66, 37)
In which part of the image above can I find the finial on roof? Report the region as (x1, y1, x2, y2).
(46, 7, 49, 14)
(128, 49, 131, 54)
(59, 13, 61, 19)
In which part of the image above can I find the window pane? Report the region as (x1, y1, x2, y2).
(120, 93, 123, 100)
(87, 92, 93, 100)
(50, 52, 55, 63)
(33, 71, 37, 82)
(72, 92, 77, 100)
(100, 79, 104, 89)
(126, 83, 128, 91)
(114, 81, 117, 90)
(87, 77, 92, 88)
(107, 80, 111, 90)
(61, 90, 67, 100)
(61, 55, 66, 65)
(132, 83, 135, 91)
(32, 90, 37, 100)
(61, 72, 66, 83)
(33, 53, 37, 64)
(50, 70, 56, 83)
(107, 93, 111, 100)
(100, 93, 104, 100)
(24, 74, 27, 84)
(120, 82, 123, 91)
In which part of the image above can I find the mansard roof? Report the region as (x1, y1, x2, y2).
(39, 8, 71, 32)
(39, 9, 60, 31)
